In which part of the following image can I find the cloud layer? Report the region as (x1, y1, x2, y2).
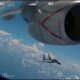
(0, 30, 10, 36)
(0, 29, 80, 79)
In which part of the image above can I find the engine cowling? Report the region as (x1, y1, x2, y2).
(22, 1, 80, 45)
(65, 4, 80, 42)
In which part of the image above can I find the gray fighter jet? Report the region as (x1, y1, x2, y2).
(43, 54, 61, 65)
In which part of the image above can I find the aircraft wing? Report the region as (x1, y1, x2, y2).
(0, 1, 44, 17)
(0, 0, 55, 17)
(0, 7, 23, 17)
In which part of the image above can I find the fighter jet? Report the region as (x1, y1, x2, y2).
(0, 0, 80, 45)
(43, 54, 61, 65)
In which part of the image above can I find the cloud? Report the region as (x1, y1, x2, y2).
(0, 0, 15, 9)
(2, 72, 14, 79)
(0, 1, 11, 6)
(56, 71, 63, 78)
(0, 2, 5, 6)
(65, 76, 80, 79)
(0, 29, 80, 79)
(61, 60, 80, 73)
(38, 42, 45, 48)
(74, 76, 80, 79)
(71, 63, 80, 71)
(0, 30, 11, 36)
(8, 39, 20, 46)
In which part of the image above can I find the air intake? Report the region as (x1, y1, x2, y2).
(65, 4, 80, 41)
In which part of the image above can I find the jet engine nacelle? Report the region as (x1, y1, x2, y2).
(22, 1, 80, 45)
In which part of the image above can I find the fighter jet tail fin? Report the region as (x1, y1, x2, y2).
(48, 54, 51, 60)
(43, 54, 45, 60)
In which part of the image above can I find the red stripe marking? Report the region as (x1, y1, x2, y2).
(42, 8, 64, 24)
(41, 23, 62, 39)
(40, 8, 64, 39)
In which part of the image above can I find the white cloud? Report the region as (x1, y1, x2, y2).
(8, 39, 20, 46)
(61, 60, 80, 73)
(0, 0, 14, 9)
(38, 70, 49, 75)
(0, 30, 11, 36)
(0, 30, 80, 79)
(57, 71, 63, 78)
(0, 2, 5, 6)
(65, 76, 80, 79)
(0, 1, 11, 6)
(71, 63, 80, 71)
(21, 43, 41, 54)
(74, 76, 80, 79)
(22, 59, 27, 67)
(38, 42, 45, 48)
(2, 72, 14, 79)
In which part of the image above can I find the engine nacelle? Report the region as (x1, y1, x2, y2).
(22, 1, 80, 45)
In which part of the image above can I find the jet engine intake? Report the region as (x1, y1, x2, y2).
(65, 4, 80, 42)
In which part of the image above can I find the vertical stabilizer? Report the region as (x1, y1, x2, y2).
(43, 54, 45, 60)
(48, 54, 51, 60)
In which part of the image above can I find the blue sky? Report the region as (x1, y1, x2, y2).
(0, 1, 80, 79)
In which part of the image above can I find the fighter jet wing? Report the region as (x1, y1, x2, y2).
(53, 59, 61, 65)
(0, 0, 37, 17)
(56, 61, 61, 65)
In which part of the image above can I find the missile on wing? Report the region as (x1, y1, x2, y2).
(22, 1, 80, 45)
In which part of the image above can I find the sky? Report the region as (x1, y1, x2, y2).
(0, 1, 80, 79)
